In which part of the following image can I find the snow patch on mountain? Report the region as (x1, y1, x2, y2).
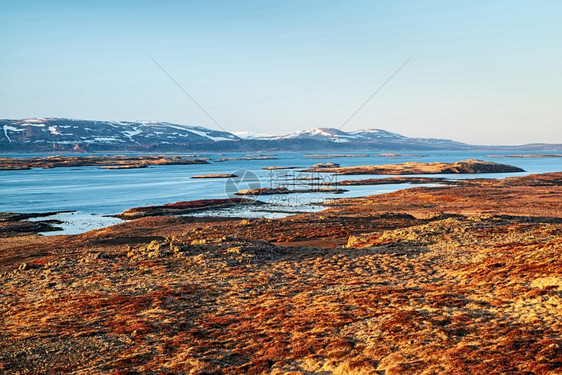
(4, 125, 24, 133)
(48, 126, 61, 135)
(187, 129, 236, 141)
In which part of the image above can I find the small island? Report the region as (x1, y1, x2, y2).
(262, 166, 300, 170)
(235, 186, 348, 196)
(191, 173, 237, 179)
(303, 154, 368, 158)
(216, 156, 277, 162)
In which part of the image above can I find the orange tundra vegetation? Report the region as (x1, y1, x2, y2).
(0, 172, 561, 374)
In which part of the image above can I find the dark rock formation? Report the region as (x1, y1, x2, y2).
(235, 187, 348, 196)
(118, 198, 259, 219)
(191, 174, 237, 178)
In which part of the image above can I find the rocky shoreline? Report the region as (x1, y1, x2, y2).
(0, 211, 71, 236)
(0, 172, 561, 373)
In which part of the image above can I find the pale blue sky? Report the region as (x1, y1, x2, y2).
(1, 0, 561, 144)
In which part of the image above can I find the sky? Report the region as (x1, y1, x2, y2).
(1, 0, 561, 145)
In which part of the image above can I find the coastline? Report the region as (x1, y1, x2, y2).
(0, 154, 540, 235)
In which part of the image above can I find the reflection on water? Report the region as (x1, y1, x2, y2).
(28, 211, 124, 236)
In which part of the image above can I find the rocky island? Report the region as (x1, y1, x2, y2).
(0, 172, 561, 374)
(191, 173, 238, 179)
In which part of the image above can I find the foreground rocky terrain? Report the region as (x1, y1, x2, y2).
(1, 172, 561, 374)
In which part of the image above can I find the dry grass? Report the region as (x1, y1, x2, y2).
(1, 172, 561, 374)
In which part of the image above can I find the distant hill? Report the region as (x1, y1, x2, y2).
(234, 127, 467, 148)
(0, 118, 559, 152)
(0, 118, 239, 152)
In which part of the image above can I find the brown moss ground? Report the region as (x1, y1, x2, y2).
(0, 172, 561, 374)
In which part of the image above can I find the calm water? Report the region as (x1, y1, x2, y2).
(1, 151, 560, 234)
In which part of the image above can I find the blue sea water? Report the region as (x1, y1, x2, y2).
(0, 151, 560, 234)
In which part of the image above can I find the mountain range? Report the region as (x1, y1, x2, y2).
(0, 118, 559, 152)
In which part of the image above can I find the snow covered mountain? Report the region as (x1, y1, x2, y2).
(0, 118, 239, 151)
(234, 127, 465, 147)
(237, 128, 356, 142)
(0, 118, 471, 152)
